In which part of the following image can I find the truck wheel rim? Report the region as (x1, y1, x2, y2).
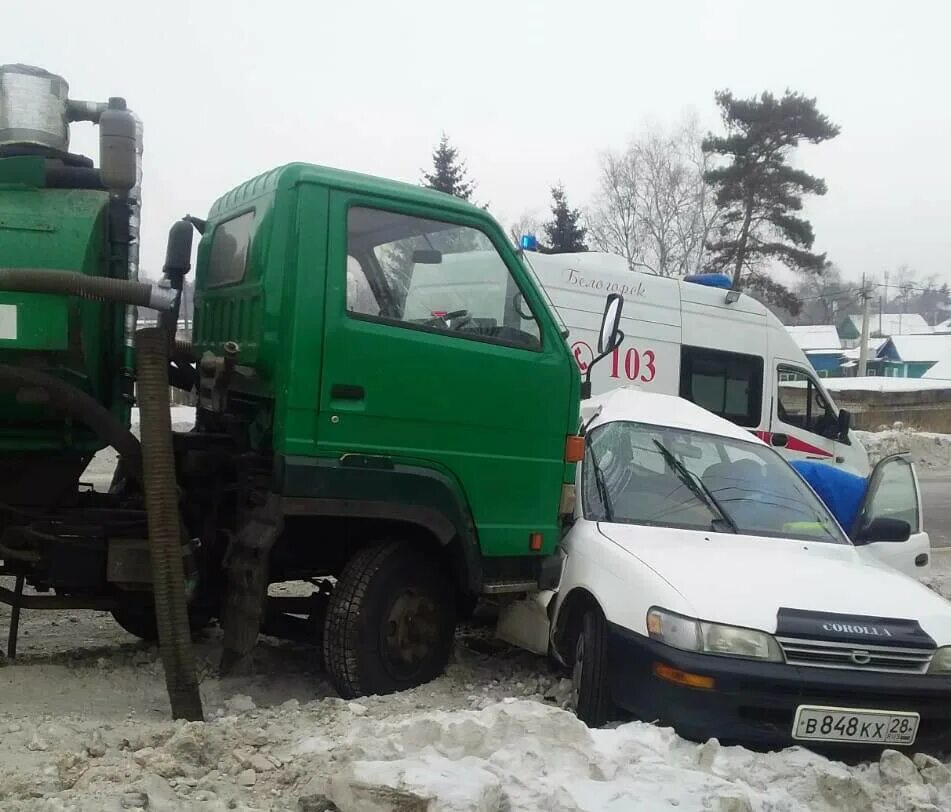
(382, 588, 439, 680)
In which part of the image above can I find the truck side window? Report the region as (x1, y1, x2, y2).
(776, 366, 838, 438)
(679, 347, 762, 427)
(346, 206, 541, 350)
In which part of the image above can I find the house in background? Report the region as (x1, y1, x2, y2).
(934, 317, 951, 334)
(873, 334, 951, 378)
(785, 325, 845, 377)
(839, 337, 888, 376)
(924, 358, 951, 380)
(837, 312, 930, 348)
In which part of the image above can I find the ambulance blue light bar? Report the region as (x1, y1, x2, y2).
(683, 273, 732, 290)
(520, 234, 538, 251)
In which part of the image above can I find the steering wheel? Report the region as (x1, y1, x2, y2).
(426, 309, 472, 330)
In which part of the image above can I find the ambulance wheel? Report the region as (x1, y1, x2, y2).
(572, 608, 614, 727)
(323, 541, 456, 699)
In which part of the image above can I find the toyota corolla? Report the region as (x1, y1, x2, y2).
(548, 388, 951, 755)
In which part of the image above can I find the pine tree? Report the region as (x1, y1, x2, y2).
(703, 90, 840, 314)
(422, 133, 475, 201)
(543, 185, 588, 253)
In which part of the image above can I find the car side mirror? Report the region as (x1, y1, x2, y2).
(853, 516, 911, 545)
(582, 293, 625, 399)
(837, 409, 851, 442)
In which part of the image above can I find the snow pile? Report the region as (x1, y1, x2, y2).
(856, 425, 951, 470)
(3, 692, 951, 811)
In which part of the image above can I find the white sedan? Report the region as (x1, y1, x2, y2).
(544, 388, 951, 755)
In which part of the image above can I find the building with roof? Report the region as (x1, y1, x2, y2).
(837, 312, 931, 347)
(923, 357, 951, 380)
(785, 325, 845, 377)
(874, 334, 951, 378)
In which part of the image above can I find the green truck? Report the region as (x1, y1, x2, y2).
(0, 65, 621, 719)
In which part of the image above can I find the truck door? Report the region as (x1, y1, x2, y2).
(852, 454, 930, 577)
(316, 196, 575, 559)
(771, 363, 844, 465)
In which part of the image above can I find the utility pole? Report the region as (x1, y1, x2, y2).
(858, 274, 872, 377)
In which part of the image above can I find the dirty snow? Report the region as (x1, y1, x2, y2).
(856, 424, 951, 470)
(2, 557, 951, 811)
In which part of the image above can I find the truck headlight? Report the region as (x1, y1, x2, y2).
(928, 646, 951, 674)
(647, 607, 783, 662)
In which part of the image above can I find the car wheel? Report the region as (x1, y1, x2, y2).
(323, 541, 456, 699)
(571, 608, 614, 727)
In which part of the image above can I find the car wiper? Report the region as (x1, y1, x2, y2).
(588, 446, 615, 522)
(652, 440, 737, 533)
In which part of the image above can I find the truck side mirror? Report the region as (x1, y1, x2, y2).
(837, 409, 851, 442)
(853, 516, 911, 545)
(581, 293, 625, 399)
(598, 293, 624, 355)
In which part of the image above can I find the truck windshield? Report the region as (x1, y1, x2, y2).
(582, 420, 849, 544)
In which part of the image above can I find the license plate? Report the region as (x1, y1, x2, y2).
(793, 705, 919, 745)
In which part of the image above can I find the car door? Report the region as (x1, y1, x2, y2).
(852, 454, 931, 576)
(771, 363, 846, 465)
(318, 195, 576, 558)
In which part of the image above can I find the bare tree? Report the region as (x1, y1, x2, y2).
(587, 117, 717, 276)
(586, 149, 642, 270)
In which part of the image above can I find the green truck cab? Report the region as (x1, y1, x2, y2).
(0, 59, 624, 706)
(192, 164, 585, 695)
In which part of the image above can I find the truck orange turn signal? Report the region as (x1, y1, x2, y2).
(565, 435, 585, 463)
(529, 532, 543, 551)
(652, 662, 715, 691)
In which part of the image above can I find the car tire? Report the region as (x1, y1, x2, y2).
(323, 541, 456, 699)
(572, 608, 614, 727)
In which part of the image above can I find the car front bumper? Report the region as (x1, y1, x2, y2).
(608, 623, 951, 756)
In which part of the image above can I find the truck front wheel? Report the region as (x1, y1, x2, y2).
(323, 541, 456, 699)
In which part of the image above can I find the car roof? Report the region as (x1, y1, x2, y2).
(582, 387, 767, 447)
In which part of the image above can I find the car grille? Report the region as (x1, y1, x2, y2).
(777, 637, 934, 674)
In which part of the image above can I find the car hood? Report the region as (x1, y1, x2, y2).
(597, 523, 951, 643)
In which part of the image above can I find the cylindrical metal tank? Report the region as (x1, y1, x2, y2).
(0, 64, 70, 153)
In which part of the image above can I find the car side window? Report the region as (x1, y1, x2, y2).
(776, 366, 838, 438)
(856, 457, 920, 534)
(345, 206, 541, 350)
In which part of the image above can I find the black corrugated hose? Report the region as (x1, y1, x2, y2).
(135, 327, 203, 721)
(0, 268, 176, 310)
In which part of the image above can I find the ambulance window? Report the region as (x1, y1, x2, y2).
(679, 347, 763, 427)
(776, 366, 838, 438)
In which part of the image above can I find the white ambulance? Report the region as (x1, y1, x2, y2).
(403, 248, 870, 475)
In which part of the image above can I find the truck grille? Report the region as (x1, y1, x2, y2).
(777, 637, 934, 674)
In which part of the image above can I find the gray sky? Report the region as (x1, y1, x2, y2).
(5, 0, 950, 286)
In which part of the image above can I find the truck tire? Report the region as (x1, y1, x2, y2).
(572, 608, 614, 727)
(323, 541, 456, 699)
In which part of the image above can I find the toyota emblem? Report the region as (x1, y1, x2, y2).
(850, 650, 871, 665)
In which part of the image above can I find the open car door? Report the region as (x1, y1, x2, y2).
(851, 454, 931, 577)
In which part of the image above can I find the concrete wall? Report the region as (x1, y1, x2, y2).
(833, 387, 951, 432)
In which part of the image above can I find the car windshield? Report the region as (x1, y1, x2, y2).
(583, 420, 849, 544)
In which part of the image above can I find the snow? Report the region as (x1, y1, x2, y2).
(786, 325, 842, 351)
(856, 425, 951, 470)
(841, 312, 931, 337)
(924, 358, 951, 380)
(880, 333, 951, 363)
(819, 376, 951, 393)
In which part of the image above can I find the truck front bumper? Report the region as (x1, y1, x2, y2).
(608, 623, 951, 757)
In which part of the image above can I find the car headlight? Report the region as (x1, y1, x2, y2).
(928, 646, 951, 674)
(647, 607, 783, 662)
